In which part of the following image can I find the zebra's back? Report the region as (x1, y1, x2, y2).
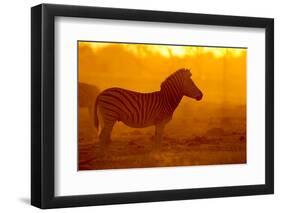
(78, 82, 100, 108)
(97, 88, 163, 127)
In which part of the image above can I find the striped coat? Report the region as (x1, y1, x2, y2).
(94, 68, 203, 152)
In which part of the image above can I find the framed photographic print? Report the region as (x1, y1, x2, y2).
(31, 3, 274, 209)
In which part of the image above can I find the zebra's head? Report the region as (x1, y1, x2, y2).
(161, 68, 203, 101)
(182, 69, 203, 101)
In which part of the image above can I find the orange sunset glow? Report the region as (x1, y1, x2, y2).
(78, 41, 247, 170)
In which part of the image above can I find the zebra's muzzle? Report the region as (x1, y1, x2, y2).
(195, 93, 203, 101)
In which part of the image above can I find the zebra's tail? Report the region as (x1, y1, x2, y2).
(93, 97, 99, 133)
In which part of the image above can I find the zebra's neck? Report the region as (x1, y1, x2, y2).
(160, 86, 183, 112)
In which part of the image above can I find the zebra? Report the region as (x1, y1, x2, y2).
(93, 68, 203, 153)
(78, 82, 100, 126)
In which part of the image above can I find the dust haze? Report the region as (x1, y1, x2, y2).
(78, 42, 246, 170)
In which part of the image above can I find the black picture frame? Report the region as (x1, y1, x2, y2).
(31, 3, 274, 209)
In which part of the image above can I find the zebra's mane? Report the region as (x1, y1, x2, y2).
(160, 68, 190, 91)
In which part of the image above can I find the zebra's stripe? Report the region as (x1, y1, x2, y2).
(101, 93, 135, 120)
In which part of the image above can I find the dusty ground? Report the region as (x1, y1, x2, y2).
(78, 102, 246, 170)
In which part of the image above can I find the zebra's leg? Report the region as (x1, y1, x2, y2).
(99, 120, 115, 156)
(154, 123, 166, 152)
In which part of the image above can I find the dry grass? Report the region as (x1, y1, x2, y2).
(78, 103, 246, 170)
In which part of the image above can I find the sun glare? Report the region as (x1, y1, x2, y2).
(81, 42, 245, 59)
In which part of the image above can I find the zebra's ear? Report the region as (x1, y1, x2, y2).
(185, 68, 192, 77)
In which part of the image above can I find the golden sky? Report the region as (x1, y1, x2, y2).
(78, 41, 246, 105)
